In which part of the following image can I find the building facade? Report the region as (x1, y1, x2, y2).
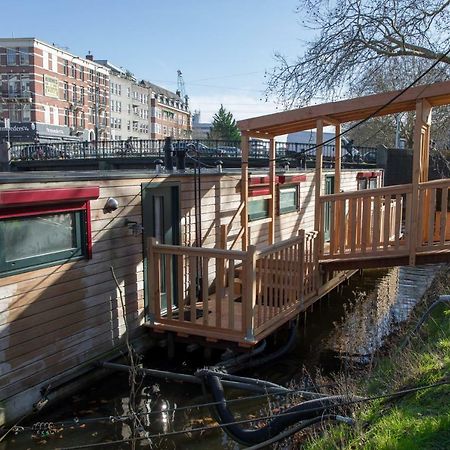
(0, 38, 110, 143)
(96, 60, 150, 141)
(145, 81, 191, 140)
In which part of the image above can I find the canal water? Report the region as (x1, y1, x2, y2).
(1, 264, 443, 450)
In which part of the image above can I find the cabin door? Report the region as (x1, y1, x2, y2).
(142, 184, 180, 316)
(323, 175, 335, 242)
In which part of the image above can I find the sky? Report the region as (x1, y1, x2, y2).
(1, 0, 310, 122)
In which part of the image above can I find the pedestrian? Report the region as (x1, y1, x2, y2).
(0, 138, 11, 171)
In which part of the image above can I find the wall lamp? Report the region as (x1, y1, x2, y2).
(103, 197, 119, 213)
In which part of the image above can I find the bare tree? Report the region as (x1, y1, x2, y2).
(268, 0, 450, 108)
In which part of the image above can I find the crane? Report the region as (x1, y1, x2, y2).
(177, 69, 188, 103)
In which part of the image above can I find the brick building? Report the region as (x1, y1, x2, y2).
(144, 81, 191, 140)
(0, 38, 110, 143)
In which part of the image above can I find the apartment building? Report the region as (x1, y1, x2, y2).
(96, 60, 150, 140)
(0, 38, 110, 143)
(145, 81, 191, 140)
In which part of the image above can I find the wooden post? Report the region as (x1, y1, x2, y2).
(269, 137, 276, 245)
(409, 99, 432, 265)
(241, 134, 250, 251)
(147, 237, 159, 324)
(243, 245, 257, 341)
(314, 120, 323, 289)
(334, 124, 341, 193)
(298, 229, 305, 305)
(314, 119, 324, 232)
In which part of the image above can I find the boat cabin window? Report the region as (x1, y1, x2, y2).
(0, 186, 98, 277)
(248, 198, 269, 221)
(278, 185, 300, 214)
(357, 176, 378, 190)
(0, 210, 87, 276)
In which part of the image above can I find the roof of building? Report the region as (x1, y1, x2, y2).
(237, 79, 450, 137)
(140, 80, 182, 101)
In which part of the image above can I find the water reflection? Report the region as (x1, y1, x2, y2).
(330, 265, 442, 359)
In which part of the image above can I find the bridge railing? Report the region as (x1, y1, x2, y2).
(9, 139, 378, 165)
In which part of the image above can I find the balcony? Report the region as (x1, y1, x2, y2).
(1, 92, 32, 104)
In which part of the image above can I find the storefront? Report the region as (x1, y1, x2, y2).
(0, 122, 90, 144)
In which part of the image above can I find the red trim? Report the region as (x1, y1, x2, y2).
(249, 176, 280, 185)
(85, 201, 93, 259)
(357, 171, 381, 179)
(279, 174, 307, 184)
(249, 188, 270, 197)
(0, 202, 87, 219)
(0, 187, 100, 208)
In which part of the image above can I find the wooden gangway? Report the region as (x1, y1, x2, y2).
(318, 178, 450, 269)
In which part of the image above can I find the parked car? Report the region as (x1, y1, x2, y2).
(217, 146, 241, 157)
(173, 141, 218, 157)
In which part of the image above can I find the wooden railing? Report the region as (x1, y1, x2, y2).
(147, 230, 320, 342)
(147, 238, 247, 339)
(417, 179, 450, 252)
(319, 178, 450, 263)
(319, 184, 411, 259)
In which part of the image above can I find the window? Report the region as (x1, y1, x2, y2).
(279, 186, 299, 214)
(248, 198, 269, 221)
(0, 212, 85, 274)
(63, 59, 69, 76)
(64, 108, 70, 126)
(19, 47, 29, 65)
(357, 175, 379, 190)
(6, 48, 16, 65)
(0, 187, 99, 277)
(63, 81, 69, 100)
(79, 67, 84, 81)
(72, 84, 77, 102)
(71, 64, 76, 78)
(80, 86, 85, 104)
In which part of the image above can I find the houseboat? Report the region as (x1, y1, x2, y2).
(1, 79, 450, 424)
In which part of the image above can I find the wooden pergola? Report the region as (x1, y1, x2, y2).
(237, 79, 450, 265)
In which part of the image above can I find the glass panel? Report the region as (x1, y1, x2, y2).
(248, 198, 269, 221)
(279, 187, 298, 213)
(153, 196, 164, 243)
(19, 47, 29, 65)
(6, 48, 16, 65)
(2, 213, 76, 262)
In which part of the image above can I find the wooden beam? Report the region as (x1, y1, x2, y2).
(314, 119, 324, 232)
(241, 135, 249, 250)
(268, 137, 276, 245)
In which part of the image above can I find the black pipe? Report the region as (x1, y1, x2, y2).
(216, 340, 267, 371)
(226, 320, 298, 374)
(203, 373, 353, 446)
(100, 362, 286, 395)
